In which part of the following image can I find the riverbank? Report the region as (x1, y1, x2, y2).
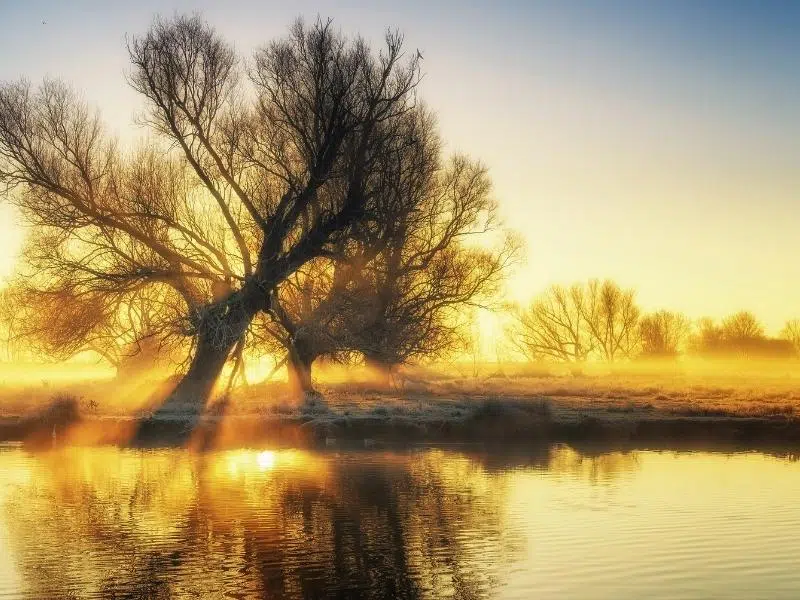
(2, 370, 800, 450)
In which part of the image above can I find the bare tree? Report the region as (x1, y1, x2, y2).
(780, 319, 800, 355)
(258, 108, 518, 391)
(507, 279, 640, 364)
(720, 310, 765, 340)
(690, 312, 781, 358)
(507, 283, 594, 363)
(689, 317, 725, 355)
(263, 256, 370, 393)
(3, 280, 185, 375)
(351, 152, 518, 374)
(0, 287, 30, 362)
(638, 310, 691, 358)
(582, 279, 640, 362)
(0, 15, 422, 406)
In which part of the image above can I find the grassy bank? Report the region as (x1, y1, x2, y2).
(2, 366, 800, 450)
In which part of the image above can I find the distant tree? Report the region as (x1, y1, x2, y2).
(638, 310, 691, 359)
(507, 279, 640, 364)
(749, 338, 796, 359)
(720, 311, 765, 341)
(690, 311, 790, 359)
(690, 317, 726, 356)
(780, 319, 800, 354)
(507, 283, 594, 363)
(582, 279, 641, 362)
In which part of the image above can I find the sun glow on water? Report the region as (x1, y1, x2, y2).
(257, 450, 276, 471)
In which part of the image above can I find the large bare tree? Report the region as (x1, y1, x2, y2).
(0, 15, 422, 406)
(262, 109, 518, 391)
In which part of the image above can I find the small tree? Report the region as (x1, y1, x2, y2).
(638, 310, 691, 359)
(0, 287, 30, 362)
(582, 279, 640, 362)
(265, 257, 370, 393)
(691, 312, 772, 358)
(2, 280, 186, 374)
(720, 311, 764, 341)
(507, 284, 594, 363)
(507, 279, 640, 363)
(690, 317, 725, 356)
(780, 319, 800, 355)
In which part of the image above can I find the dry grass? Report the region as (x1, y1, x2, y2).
(2, 359, 800, 429)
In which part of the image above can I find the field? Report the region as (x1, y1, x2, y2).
(1, 359, 800, 450)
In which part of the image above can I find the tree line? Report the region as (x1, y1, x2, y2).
(0, 15, 518, 399)
(506, 279, 800, 363)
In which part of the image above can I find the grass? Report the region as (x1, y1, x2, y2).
(3, 359, 800, 447)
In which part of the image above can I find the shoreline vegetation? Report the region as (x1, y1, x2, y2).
(3, 361, 800, 452)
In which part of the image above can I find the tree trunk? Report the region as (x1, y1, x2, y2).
(287, 351, 314, 397)
(132, 281, 268, 446)
(286, 336, 316, 397)
(170, 332, 238, 407)
(364, 354, 396, 388)
(166, 296, 259, 409)
(132, 330, 240, 447)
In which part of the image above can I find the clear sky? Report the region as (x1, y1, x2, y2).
(0, 0, 798, 331)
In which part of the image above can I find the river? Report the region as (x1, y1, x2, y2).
(1, 442, 799, 599)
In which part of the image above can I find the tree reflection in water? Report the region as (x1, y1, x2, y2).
(2, 447, 539, 599)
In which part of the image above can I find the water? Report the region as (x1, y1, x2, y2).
(1, 443, 800, 599)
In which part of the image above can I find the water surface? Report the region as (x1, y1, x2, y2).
(1, 443, 799, 599)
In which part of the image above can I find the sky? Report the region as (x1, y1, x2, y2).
(0, 0, 798, 332)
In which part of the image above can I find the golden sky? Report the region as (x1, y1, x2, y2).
(1, 1, 798, 332)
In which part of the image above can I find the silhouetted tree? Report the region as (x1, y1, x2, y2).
(508, 279, 639, 363)
(264, 257, 370, 393)
(350, 161, 518, 376)
(263, 110, 518, 391)
(689, 312, 792, 359)
(690, 317, 726, 356)
(0, 15, 423, 406)
(780, 319, 800, 355)
(720, 310, 764, 341)
(583, 279, 640, 361)
(638, 310, 691, 359)
(507, 283, 594, 363)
